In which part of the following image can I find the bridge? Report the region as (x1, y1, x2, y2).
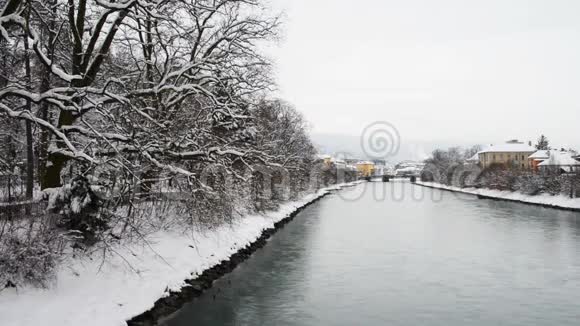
(362, 175, 418, 182)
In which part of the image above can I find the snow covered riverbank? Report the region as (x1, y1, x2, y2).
(416, 181, 580, 211)
(0, 181, 362, 326)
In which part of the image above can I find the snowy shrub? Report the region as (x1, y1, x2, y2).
(573, 175, 580, 198)
(514, 173, 544, 196)
(552, 173, 580, 198)
(183, 186, 239, 229)
(447, 164, 482, 188)
(475, 164, 519, 191)
(542, 174, 563, 196)
(46, 176, 108, 245)
(0, 220, 66, 288)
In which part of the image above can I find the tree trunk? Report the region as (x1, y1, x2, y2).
(41, 6, 129, 188)
(25, 121, 34, 198)
(38, 0, 57, 190)
(24, 2, 34, 199)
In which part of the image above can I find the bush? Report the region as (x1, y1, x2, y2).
(46, 176, 108, 245)
(0, 223, 66, 288)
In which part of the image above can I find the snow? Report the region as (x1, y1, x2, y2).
(538, 151, 580, 167)
(396, 166, 420, 173)
(416, 181, 580, 210)
(0, 181, 362, 326)
(478, 142, 536, 153)
(529, 150, 549, 159)
(466, 152, 479, 162)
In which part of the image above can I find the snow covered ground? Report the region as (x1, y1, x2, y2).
(0, 181, 362, 326)
(416, 181, 580, 210)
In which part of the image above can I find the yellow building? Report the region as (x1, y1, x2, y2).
(477, 140, 535, 169)
(356, 161, 375, 178)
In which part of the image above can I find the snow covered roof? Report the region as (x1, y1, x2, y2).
(529, 150, 549, 159)
(396, 166, 421, 172)
(539, 151, 580, 166)
(467, 153, 480, 162)
(478, 142, 535, 154)
(356, 161, 375, 165)
(396, 161, 426, 168)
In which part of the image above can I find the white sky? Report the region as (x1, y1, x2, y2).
(266, 0, 580, 150)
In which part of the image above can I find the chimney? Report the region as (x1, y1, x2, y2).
(528, 141, 532, 146)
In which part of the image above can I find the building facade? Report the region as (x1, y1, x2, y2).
(478, 140, 536, 169)
(528, 150, 549, 172)
(356, 161, 375, 178)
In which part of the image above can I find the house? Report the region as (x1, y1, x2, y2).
(331, 158, 346, 170)
(373, 162, 395, 176)
(345, 164, 358, 172)
(316, 155, 354, 171)
(316, 154, 333, 168)
(394, 161, 424, 177)
(373, 164, 386, 176)
(538, 150, 580, 174)
(356, 161, 375, 178)
(528, 150, 549, 172)
(395, 166, 422, 177)
(344, 158, 360, 166)
(477, 140, 536, 169)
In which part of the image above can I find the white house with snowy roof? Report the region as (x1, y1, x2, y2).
(477, 140, 536, 169)
(529, 150, 550, 171)
(538, 150, 580, 173)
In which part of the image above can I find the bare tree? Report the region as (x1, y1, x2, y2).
(0, 0, 281, 192)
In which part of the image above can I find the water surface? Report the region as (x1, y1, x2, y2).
(163, 182, 580, 326)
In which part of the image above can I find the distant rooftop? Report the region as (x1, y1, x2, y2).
(529, 150, 549, 159)
(538, 151, 580, 167)
(478, 140, 535, 154)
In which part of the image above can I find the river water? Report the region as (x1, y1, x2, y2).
(162, 181, 580, 326)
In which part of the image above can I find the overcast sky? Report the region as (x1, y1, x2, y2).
(267, 0, 580, 153)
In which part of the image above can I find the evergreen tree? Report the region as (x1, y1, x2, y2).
(535, 135, 550, 150)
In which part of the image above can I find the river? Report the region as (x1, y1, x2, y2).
(161, 181, 580, 326)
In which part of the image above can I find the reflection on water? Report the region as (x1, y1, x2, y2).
(163, 182, 580, 326)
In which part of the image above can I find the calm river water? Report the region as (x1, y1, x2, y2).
(162, 181, 580, 326)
